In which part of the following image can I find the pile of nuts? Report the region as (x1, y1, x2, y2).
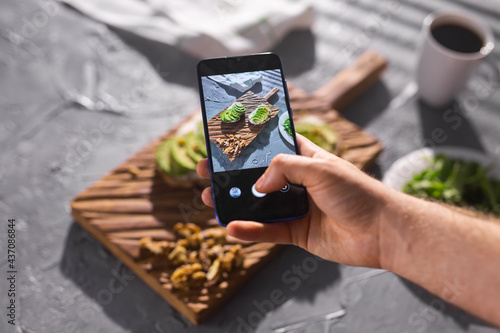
(215, 134, 248, 157)
(139, 223, 244, 291)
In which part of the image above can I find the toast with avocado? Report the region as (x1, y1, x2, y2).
(156, 123, 209, 188)
(290, 116, 340, 154)
(221, 102, 245, 123)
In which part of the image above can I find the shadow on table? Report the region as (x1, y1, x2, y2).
(417, 99, 485, 151)
(341, 80, 391, 127)
(61, 223, 339, 332)
(207, 247, 340, 331)
(399, 277, 493, 330)
(271, 29, 316, 77)
(108, 26, 200, 88)
(61, 222, 193, 332)
(109, 27, 316, 89)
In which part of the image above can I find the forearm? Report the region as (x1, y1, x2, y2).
(380, 190, 500, 326)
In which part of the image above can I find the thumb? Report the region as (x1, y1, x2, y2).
(255, 153, 325, 193)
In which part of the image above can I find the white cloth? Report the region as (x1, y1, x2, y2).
(60, 0, 315, 59)
(208, 72, 262, 92)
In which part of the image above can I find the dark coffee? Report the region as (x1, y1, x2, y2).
(431, 23, 484, 53)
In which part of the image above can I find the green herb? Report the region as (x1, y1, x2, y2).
(403, 154, 500, 216)
(283, 118, 292, 136)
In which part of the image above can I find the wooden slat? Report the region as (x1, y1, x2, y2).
(314, 51, 389, 110)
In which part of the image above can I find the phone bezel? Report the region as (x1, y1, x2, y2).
(197, 53, 308, 226)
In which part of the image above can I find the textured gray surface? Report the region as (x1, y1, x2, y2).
(1, 0, 500, 332)
(202, 70, 295, 172)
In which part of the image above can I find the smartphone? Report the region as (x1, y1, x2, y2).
(197, 53, 309, 226)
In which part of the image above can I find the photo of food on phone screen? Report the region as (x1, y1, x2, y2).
(201, 69, 295, 173)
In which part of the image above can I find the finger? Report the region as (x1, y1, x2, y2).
(201, 187, 214, 207)
(296, 134, 331, 158)
(196, 159, 210, 179)
(255, 153, 327, 193)
(226, 221, 293, 244)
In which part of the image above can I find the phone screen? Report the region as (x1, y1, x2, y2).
(197, 54, 308, 226)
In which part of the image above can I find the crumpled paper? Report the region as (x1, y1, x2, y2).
(208, 72, 263, 92)
(60, 0, 315, 58)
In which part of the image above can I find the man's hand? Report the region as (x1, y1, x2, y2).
(196, 134, 391, 268)
(197, 134, 500, 326)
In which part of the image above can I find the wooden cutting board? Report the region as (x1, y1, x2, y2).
(70, 51, 388, 325)
(207, 87, 280, 161)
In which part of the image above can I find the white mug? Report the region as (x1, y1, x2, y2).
(416, 11, 495, 108)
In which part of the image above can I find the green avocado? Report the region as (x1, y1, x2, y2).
(194, 122, 207, 157)
(186, 133, 204, 163)
(156, 139, 185, 175)
(171, 137, 197, 171)
(229, 108, 240, 119)
(156, 139, 173, 174)
(197, 121, 205, 137)
(252, 106, 269, 124)
(195, 135, 207, 157)
(226, 110, 239, 121)
(232, 102, 245, 115)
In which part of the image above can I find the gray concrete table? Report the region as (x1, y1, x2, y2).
(1, 0, 500, 332)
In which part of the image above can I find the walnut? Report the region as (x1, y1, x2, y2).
(148, 223, 247, 291)
(221, 251, 235, 272)
(176, 239, 189, 248)
(186, 233, 202, 248)
(174, 222, 201, 238)
(170, 263, 203, 290)
(215, 134, 248, 157)
(188, 251, 198, 264)
(204, 228, 227, 245)
(139, 237, 171, 257)
(230, 244, 244, 268)
(221, 245, 244, 272)
(206, 258, 221, 282)
(191, 271, 206, 288)
(205, 244, 224, 261)
(168, 245, 187, 266)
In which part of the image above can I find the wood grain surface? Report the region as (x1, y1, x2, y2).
(207, 88, 280, 161)
(71, 51, 388, 325)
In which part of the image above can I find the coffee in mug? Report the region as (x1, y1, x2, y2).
(431, 24, 484, 54)
(417, 11, 495, 108)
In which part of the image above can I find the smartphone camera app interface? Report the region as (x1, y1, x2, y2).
(201, 69, 295, 173)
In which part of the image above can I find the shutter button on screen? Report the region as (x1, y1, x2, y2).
(251, 184, 266, 198)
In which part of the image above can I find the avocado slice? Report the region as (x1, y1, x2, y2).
(226, 110, 238, 121)
(171, 137, 197, 171)
(197, 121, 205, 137)
(156, 139, 173, 174)
(186, 134, 204, 163)
(195, 135, 207, 157)
(252, 106, 269, 124)
(229, 108, 240, 119)
(156, 139, 185, 175)
(232, 102, 245, 115)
